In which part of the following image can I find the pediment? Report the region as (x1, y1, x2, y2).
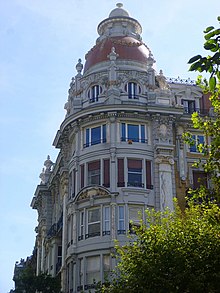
(75, 186, 111, 202)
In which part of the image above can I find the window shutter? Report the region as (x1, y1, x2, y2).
(103, 159, 110, 188)
(117, 159, 124, 187)
(146, 160, 152, 189)
(80, 164, 84, 189)
(88, 160, 100, 171)
(128, 159, 142, 169)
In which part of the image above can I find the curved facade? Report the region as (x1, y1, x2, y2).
(31, 4, 211, 293)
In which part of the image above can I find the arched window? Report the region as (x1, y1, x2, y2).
(88, 85, 102, 102)
(125, 82, 141, 99)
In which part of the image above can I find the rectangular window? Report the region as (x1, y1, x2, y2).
(86, 208, 101, 238)
(103, 159, 110, 188)
(146, 160, 153, 189)
(80, 164, 84, 189)
(121, 123, 146, 143)
(85, 125, 106, 147)
(88, 160, 100, 185)
(103, 255, 111, 281)
(103, 206, 110, 235)
(129, 206, 143, 234)
(118, 206, 125, 234)
(127, 159, 143, 188)
(78, 211, 84, 241)
(193, 171, 208, 189)
(117, 158, 125, 187)
(86, 256, 100, 285)
(69, 170, 76, 198)
(79, 258, 83, 288)
(189, 135, 205, 152)
(182, 100, 196, 114)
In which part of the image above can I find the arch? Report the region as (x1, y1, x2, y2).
(74, 186, 111, 203)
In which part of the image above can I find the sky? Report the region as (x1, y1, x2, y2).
(0, 0, 219, 291)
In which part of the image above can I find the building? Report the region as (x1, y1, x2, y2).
(31, 3, 212, 292)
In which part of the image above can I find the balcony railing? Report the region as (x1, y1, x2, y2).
(127, 182, 144, 188)
(183, 107, 214, 116)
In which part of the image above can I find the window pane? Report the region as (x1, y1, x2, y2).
(88, 223, 100, 235)
(91, 126, 101, 145)
(121, 123, 126, 141)
(118, 206, 125, 231)
(86, 128, 90, 147)
(141, 125, 145, 143)
(128, 124, 139, 142)
(102, 125, 106, 143)
(88, 209, 100, 222)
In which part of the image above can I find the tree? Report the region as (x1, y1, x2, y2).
(98, 203, 220, 293)
(185, 16, 220, 200)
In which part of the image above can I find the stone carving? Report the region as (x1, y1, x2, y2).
(156, 70, 170, 90)
(75, 59, 83, 76)
(77, 187, 110, 202)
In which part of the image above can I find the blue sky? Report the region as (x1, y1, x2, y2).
(0, 0, 219, 291)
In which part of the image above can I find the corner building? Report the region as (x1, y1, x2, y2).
(31, 4, 211, 292)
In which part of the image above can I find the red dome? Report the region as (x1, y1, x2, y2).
(84, 36, 149, 73)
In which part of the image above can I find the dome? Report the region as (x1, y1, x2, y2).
(109, 3, 129, 18)
(84, 36, 150, 73)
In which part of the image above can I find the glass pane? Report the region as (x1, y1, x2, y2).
(87, 272, 100, 284)
(121, 123, 126, 141)
(86, 128, 90, 146)
(119, 206, 124, 220)
(141, 125, 145, 143)
(128, 124, 139, 142)
(87, 256, 100, 271)
(103, 255, 110, 271)
(88, 209, 100, 222)
(102, 125, 106, 143)
(91, 126, 101, 145)
(88, 223, 100, 234)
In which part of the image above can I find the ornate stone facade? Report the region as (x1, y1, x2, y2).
(31, 4, 210, 292)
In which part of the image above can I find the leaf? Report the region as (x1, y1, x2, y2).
(209, 76, 216, 91)
(204, 26, 214, 33)
(218, 16, 220, 22)
(188, 55, 202, 64)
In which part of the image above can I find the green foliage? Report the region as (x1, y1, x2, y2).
(98, 203, 220, 293)
(14, 265, 61, 293)
(186, 16, 220, 200)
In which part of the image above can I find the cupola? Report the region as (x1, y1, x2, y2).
(83, 3, 153, 73)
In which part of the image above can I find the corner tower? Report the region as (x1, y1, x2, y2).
(31, 4, 206, 292)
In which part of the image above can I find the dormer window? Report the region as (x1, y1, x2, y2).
(88, 85, 102, 103)
(182, 100, 196, 114)
(125, 82, 141, 99)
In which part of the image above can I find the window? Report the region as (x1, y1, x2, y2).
(56, 246, 62, 274)
(189, 135, 205, 152)
(88, 85, 102, 103)
(80, 164, 84, 189)
(78, 258, 83, 291)
(127, 159, 143, 188)
(117, 158, 125, 187)
(125, 82, 141, 99)
(88, 160, 100, 185)
(78, 211, 84, 241)
(69, 170, 76, 198)
(129, 206, 143, 234)
(86, 256, 100, 286)
(121, 123, 146, 143)
(103, 255, 111, 281)
(193, 171, 208, 189)
(182, 100, 196, 114)
(103, 206, 110, 235)
(86, 208, 101, 238)
(118, 206, 125, 234)
(146, 160, 153, 189)
(85, 125, 106, 147)
(103, 159, 110, 188)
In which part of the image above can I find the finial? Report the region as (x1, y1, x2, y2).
(116, 3, 123, 8)
(76, 58, 83, 75)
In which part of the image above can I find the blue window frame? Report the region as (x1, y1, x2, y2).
(121, 123, 146, 143)
(190, 135, 205, 152)
(85, 125, 106, 147)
